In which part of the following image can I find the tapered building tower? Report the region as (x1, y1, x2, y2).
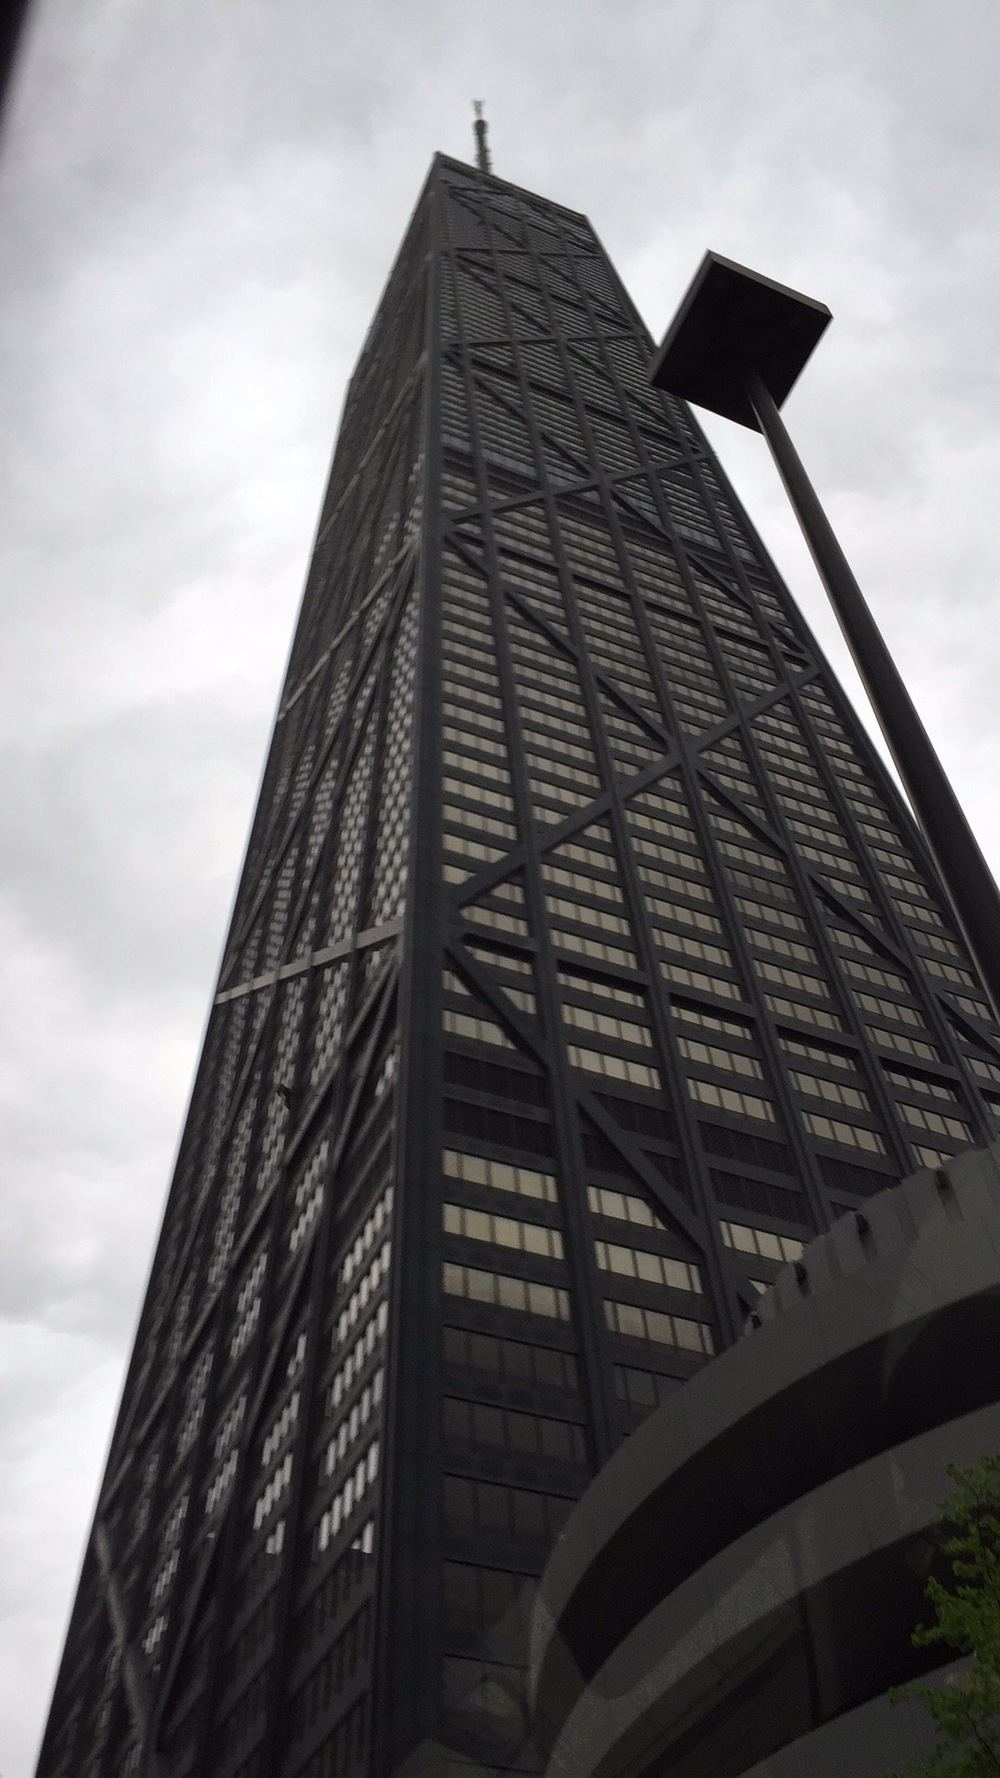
(36, 156, 1000, 1778)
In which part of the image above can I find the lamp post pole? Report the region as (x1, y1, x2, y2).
(742, 367, 1000, 1025)
(650, 250, 1000, 1026)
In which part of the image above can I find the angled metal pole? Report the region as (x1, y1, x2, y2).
(0, 0, 31, 131)
(743, 368, 1000, 1025)
(650, 250, 1000, 1026)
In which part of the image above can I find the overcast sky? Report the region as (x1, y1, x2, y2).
(3, 0, 1000, 1770)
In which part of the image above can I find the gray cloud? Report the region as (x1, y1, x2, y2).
(3, 1, 1000, 1771)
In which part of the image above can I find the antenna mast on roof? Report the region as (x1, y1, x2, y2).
(472, 101, 492, 174)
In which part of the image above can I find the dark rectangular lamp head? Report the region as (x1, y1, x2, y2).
(649, 251, 832, 429)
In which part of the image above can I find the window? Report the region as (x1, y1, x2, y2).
(853, 991, 924, 1029)
(443, 1007, 515, 1049)
(671, 1001, 755, 1041)
(262, 1392, 300, 1468)
(656, 930, 735, 971)
(647, 897, 724, 935)
(444, 833, 508, 867)
(442, 1325, 579, 1393)
(594, 1241, 701, 1294)
(443, 1475, 574, 1542)
(789, 1070, 871, 1112)
(588, 1184, 665, 1230)
(329, 1300, 389, 1412)
(720, 1219, 805, 1263)
(443, 1203, 564, 1262)
(561, 1000, 653, 1048)
(779, 1034, 859, 1072)
(749, 927, 821, 968)
(883, 1066, 960, 1104)
(463, 904, 530, 938)
(802, 1112, 886, 1154)
(841, 955, 912, 996)
(613, 1365, 677, 1416)
(442, 1262, 571, 1320)
(443, 1149, 558, 1203)
(289, 1606, 372, 1741)
(755, 959, 832, 999)
(546, 894, 632, 938)
(677, 1036, 763, 1078)
(687, 1078, 776, 1122)
(316, 1443, 379, 1553)
(865, 1023, 939, 1062)
(442, 1398, 588, 1465)
(557, 966, 644, 1008)
(443, 1561, 534, 1640)
(321, 1372, 383, 1481)
(566, 1045, 661, 1090)
(632, 835, 705, 873)
(551, 926, 637, 969)
(544, 862, 624, 903)
(337, 1243, 391, 1343)
(734, 894, 807, 934)
(443, 729, 509, 761)
(443, 804, 517, 843)
(922, 956, 978, 990)
(897, 1103, 972, 1142)
(661, 959, 743, 1001)
(443, 777, 514, 813)
(604, 1298, 714, 1356)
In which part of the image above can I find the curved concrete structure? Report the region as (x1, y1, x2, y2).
(530, 1143, 1000, 1778)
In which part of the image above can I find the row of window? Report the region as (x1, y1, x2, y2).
(802, 1111, 885, 1154)
(688, 1077, 777, 1122)
(253, 1452, 293, 1530)
(329, 1299, 389, 1413)
(316, 1443, 380, 1554)
(586, 1183, 665, 1228)
(789, 1068, 869, 1112)
(443, 1261, 572, 1321)
(463, 903, 530, 939)
(662, 958, 743, 1002)
(678, 1035, 762, 1078)
(443, 1202, 565, 1262)
(551, 924, 637, 970)
(443, 832, 508, 868)
(443, 1006, 514, 1049)
(561, 999, 653, 1048)
(720, 1218, 805, 1262)
(443, 1473, 575, 1542)
(595, 1240, 702, 1295)
(442, 1397, 588, 1465)
(442, 803, 517, 844)
(322, 1370, 384, 1481)
(614, 1363, 678, 1415)
(262, 1391, 299, 1468)
(336, 1242, 390, 1344)
(442, 1322, 579, 1392)
(341, 1186, 393, 1287)
(289, 1603, 371, 1742)
(604, 1297, 714, 1355)
(567, 1044, 661, 1090)
(443, 1147, 558, 1202)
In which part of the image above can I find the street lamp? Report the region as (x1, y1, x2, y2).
(650, 250, 1000, 1025)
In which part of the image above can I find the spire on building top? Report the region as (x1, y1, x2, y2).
(472, 100, 492, 174)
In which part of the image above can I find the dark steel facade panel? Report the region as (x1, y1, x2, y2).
(35, 155, 1000, 1778)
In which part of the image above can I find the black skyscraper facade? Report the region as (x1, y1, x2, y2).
(36, 156, 1000, 1778)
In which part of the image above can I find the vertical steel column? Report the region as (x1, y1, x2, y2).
(744, 367, 1000, 1025)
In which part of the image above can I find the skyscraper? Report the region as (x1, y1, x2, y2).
(35, 154, 1000, 1778)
